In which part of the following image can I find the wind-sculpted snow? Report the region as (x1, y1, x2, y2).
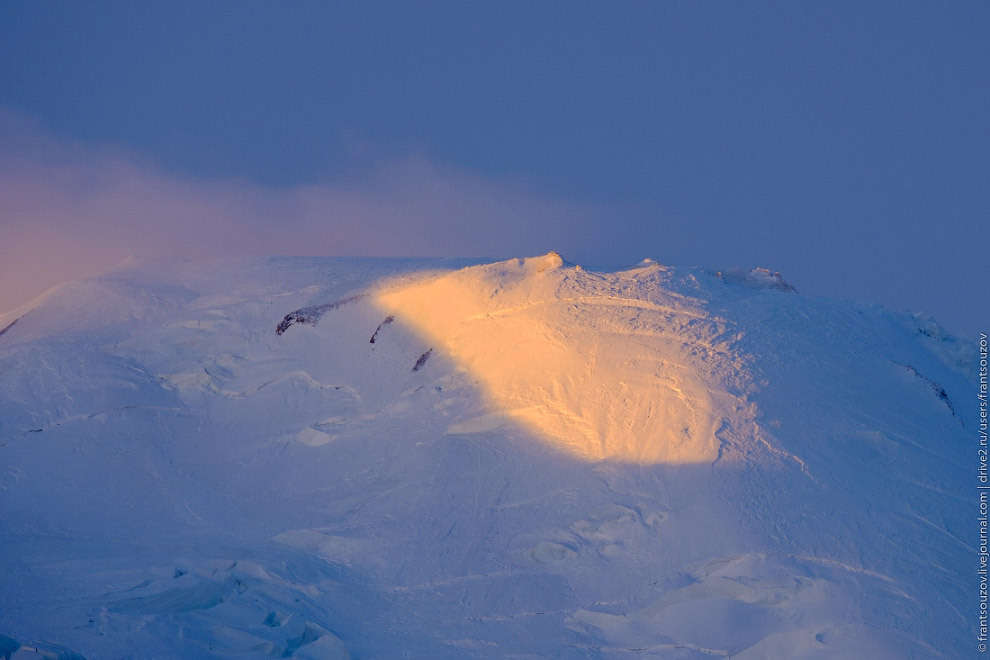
(0, 255, 976, 658)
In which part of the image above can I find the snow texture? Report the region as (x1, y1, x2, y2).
(0, 254, 976, 658)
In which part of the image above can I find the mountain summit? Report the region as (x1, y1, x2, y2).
(0, 255, 975, 658)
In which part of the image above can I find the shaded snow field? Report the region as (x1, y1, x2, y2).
(0, 254, 975, 658)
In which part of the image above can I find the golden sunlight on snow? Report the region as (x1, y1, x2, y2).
(375, 253, 749, 464)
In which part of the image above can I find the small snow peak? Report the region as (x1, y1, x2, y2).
(535, 251, 564, 271)
(617, 258, 664, 275)
(462, 253, 569, 290)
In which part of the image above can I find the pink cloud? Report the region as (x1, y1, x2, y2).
(0, 109, 613, 315)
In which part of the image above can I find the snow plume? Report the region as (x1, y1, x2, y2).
(0, 109, 608, 315)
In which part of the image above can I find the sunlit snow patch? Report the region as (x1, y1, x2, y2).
(374, 252, 756, 464)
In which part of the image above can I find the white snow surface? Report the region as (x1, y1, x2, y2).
(0, 254, 976, 658)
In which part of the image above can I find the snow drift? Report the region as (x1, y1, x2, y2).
(0, 254, 976, 658)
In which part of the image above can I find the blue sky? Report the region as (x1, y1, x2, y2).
(0, 2, 987, 336)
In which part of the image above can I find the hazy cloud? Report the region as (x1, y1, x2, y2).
(0, 109, 614, 314)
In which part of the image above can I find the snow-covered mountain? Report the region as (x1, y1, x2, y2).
(0, 254, 976, 658)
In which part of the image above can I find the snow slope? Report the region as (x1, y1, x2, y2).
(0, 254, 976, 658)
